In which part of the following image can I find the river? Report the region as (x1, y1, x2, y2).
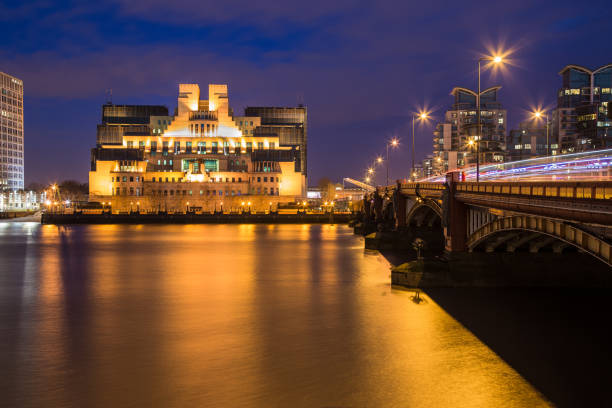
(0, 222, 608, 407)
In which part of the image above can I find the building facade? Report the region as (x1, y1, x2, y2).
(244, 106, 307, 176)
(432, 86, 506, 174)
(553, 64, 612, 153)
(0, 72, 24, 190)
(89, 84, 307, 212)
(507, 121, 549, 161)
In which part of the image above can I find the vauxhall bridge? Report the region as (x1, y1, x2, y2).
(354, 149, 612, 281)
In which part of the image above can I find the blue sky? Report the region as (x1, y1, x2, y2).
(1, 0, 611, 185)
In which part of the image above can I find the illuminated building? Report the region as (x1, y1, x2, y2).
(432, 86, 507, 174)
(89, 84, 306, 212)
(553, 64, 612, 153)
(244, 106, 307, 175)
(0, 72, 24, 189)
(507, 121, 550, 161)
(421, 155, 434, 178)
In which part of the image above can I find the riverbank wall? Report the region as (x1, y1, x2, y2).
(41, 212, 353, 225)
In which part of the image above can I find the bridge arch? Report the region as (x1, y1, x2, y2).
(406, 199, 442, 228)
(467, 215, 612, 267)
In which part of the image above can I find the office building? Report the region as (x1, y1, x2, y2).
(553, 64, 612, 153)
(244, 106, 307, 176)
(0, 72, 24, 189)
(89, 83, 307, 212)
(432, 86, 506, 174)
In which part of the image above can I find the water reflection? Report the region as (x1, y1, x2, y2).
(0, 223, 550, 407)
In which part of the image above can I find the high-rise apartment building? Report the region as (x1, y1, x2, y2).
(553, 64, 612, 153)
(432, 86, 506, 174)
(0, 72, 24, 190)
(89, 84, 307, 212)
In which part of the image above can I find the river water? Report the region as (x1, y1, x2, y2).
(0, 222, 608, 407)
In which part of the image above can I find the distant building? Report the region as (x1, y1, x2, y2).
(507, 121, 549, 161)
(553, 64, 612, 153)
(0, 72, 24, 190)
(0, 190, 45, 211)
(421, 155, 434, 179)
(88, 84, 307, 212)
(432, 86, 506, 174)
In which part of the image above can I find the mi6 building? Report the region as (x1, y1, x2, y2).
(89, 84, 307, 212)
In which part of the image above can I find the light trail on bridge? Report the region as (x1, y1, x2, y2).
(420, 149, 612, 182)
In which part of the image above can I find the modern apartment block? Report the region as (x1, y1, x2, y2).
(89, 83, 307, 212)
(0, 72, 24, 190)
(432, 86, 506, 174)
(553, 64, 612, 153)
(507, 121, 549, 162)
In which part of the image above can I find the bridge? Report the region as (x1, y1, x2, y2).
(356, 172, 612, 285)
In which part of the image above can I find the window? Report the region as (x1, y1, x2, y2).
(257, 142, 264, 149)
(269, 142, 275, 149)
(130, 176, 134, 182)
(257, 177, 261, 182)
(127, 141, 133, 148)
(264, 177, 268, 182)
(122, 176, 127, 182)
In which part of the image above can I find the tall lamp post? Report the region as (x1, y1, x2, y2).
(532, 110, 550, 156)
(386, 138, 398, 185)
(412, 112, 428, 180)
(476, 55, 503, 182)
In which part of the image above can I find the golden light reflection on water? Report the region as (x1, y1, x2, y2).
(0, 223, 550, 407)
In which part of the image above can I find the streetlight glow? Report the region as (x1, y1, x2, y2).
(493, 55, 503, 63)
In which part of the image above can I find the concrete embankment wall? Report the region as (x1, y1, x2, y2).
(41, 213, 352, 225)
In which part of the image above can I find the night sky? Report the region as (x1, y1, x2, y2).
(1, 0, 611, 186)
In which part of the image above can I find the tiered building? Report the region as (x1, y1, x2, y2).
(432, 86, 506, 174)
(0, 72, 24, 190)
(89, 84, 307, 212)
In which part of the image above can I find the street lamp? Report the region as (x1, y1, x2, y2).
(532, 110, 550, 156)
(386, 138, 399, 185)
(412, 112, 429, 180)
(476, 54, 504, 182)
